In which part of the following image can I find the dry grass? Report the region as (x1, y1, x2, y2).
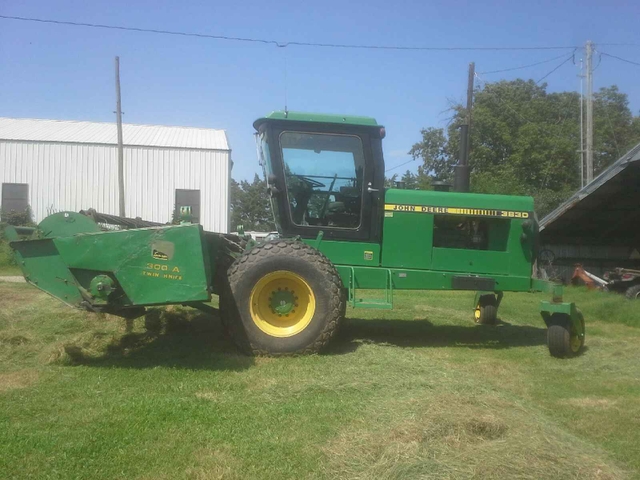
(184, 447, 245, 480)
(0, 369, 39, 393)
(324, 392, 626, 480)
(1, 283, 639, 479)
(566, 398, 619, 410)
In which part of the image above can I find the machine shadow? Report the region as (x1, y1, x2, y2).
(326, 317, 547, 355)
(65, 309, 254, 371)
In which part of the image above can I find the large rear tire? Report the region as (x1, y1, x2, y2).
(220, 240, 345, 356)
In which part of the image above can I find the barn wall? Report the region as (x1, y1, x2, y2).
(0, 141, 229, 233)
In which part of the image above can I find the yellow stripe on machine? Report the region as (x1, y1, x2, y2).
(384, 204, 530, 219)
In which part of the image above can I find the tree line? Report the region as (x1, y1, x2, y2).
(230, 80, 640, 231)
(400, 80, 640, 216)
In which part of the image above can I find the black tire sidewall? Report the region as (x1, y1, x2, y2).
(477, 294, 498, 325)
(625, 284, 640, 300)
(231, 251, 338, 353)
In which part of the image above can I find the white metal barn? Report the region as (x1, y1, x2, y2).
(0, 118, 230, 233)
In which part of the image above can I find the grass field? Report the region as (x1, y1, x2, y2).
(1, 281, 639, 479)
(0, 238, 20, 276)
(0, 265, 21, 276)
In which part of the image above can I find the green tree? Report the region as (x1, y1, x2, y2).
(408, 127, 454, 182)
(385, 170, 432, 190)
(593, 85, 640, 172)
(409, 80, 640, 216)
(229, 174, 275, 232)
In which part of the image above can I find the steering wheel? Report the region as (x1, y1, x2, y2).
(294, 175, 325, 189)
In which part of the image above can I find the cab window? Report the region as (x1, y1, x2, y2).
(280, 132, 364, 229)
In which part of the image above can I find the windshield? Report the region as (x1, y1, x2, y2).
(280, 132, 364, 229)
(256, 132, 281, 232)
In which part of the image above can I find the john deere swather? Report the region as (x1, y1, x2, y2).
(5, 112, 585, 358)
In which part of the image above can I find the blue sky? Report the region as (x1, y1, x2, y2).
(1, 0, 639, 181)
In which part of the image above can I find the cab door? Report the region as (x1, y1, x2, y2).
(265, 122, 384, 246)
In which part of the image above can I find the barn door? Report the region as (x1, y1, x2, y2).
(175, 189, 201, 224)
(1, 183, 29, 214)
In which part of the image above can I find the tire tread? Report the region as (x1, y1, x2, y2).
(221, 239, 345, 356)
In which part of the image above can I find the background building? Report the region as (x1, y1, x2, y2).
(539, 142, 640, 280)
(0, 117, 230, 232)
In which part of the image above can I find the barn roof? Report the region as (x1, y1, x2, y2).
(0, 117, 229, 151)
(540, 142, 640, 246)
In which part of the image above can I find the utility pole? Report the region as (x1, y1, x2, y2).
(585, 41, 594, 184)
(454, 62, 474, 193)
(115, 56, 126, 217)
(465, 61, 475, 155)
(578, 57, 585, 188)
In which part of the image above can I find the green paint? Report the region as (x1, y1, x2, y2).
(385, 188, 534, 211)
(9, 238, 84, 307)
(9, 215, 214, 314)
(270, 289, 295, 314)
(431, 248, 510, 275)
(89, 275, 115, 301)
(254, 110, 381, 128)
(540, 300, 585, 338)
(302, 239, 380, 266)
(39, 212, 101, 238)
(335, 265, 533, 292)
(53, 224, 211, 306)
(382, 207, 433, 269)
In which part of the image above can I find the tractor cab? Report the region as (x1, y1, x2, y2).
(254, 111, 386, 243)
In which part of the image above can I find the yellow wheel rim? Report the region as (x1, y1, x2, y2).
(570, 333, 581, 352)
(474, 306, 481, 322)
(249, 270, 316, 338)
(570, 318, 585, 353)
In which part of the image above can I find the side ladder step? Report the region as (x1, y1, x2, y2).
(348, 267, 394, 310)
(353, 298, 393, 309)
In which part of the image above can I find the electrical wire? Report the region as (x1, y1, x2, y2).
(598, 43, 640, 47)
(592, 52, 603, 71)
(385, 158, 415, 173)
(600, 52, 640, 67)
(0, 14, 580, 51)
(535, 52, 575, 84)
(478, 52, 571, 74)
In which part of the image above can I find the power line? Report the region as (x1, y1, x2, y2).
(385, 158, 415, 173)
(598, 43, 640, 47)
(478, 52, 571, 74)
(536, 52, 575, 84)
(600, 52, 640, 67)
(0, 14, 580, 51)
(592, 52, 603, 72)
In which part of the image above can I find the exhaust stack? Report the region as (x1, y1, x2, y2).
(454, 62, 475, 193)
(454, 124, 470, 193)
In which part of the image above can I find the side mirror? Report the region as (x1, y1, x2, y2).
(520, 219, 534, 243)
(268, 186, 280, 197)
(267, 174, 280, 197)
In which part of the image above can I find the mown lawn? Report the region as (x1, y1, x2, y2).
(1, 281, 639, 479)
(0, 265, 21, 276)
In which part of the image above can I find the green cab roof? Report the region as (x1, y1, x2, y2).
(253, 111, 381, 130)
